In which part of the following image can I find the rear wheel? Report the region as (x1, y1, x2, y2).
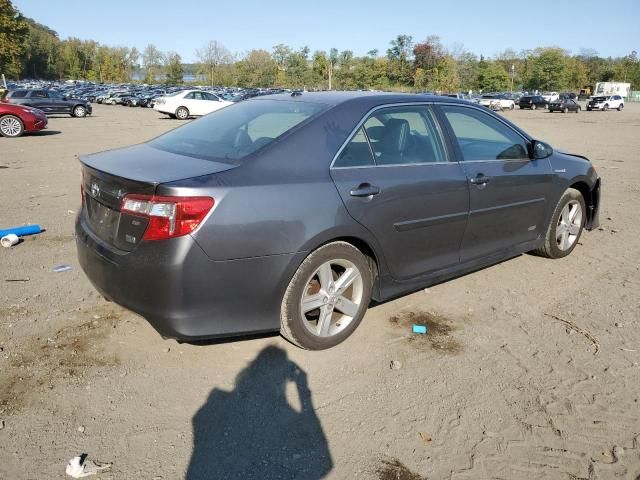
(510, 103, 515, 110)
(72, 105, 87, 117)
(280, 241, 373, 350)
(0, 115, 24, 137)
(176, 106, 189, 120)
(533, 188, 585, 259)
(603, 104, 609, 111)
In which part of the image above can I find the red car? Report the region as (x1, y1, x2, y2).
(0, 103, 48, 137)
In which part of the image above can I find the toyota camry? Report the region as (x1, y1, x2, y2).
(76, 92, 601, 349)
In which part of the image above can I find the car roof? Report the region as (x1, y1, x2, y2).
(250, 91, 470, 108)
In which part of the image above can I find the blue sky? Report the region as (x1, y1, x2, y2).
(13, 0, 640, 62)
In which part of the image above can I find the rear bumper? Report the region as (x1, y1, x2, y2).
(76, 215, 302, 340)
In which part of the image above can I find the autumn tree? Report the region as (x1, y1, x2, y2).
(195, 40, 231, 87)
(0, 0, 28, 78)
(164, 52, 183, 84)
(142, 44, 163, 83)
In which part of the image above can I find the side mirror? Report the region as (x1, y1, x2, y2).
(530, 140, 553, 160)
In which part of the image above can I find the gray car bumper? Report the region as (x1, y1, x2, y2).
(76, 216, 302, 340)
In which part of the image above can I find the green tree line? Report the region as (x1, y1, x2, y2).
(1, 0, 639, 91)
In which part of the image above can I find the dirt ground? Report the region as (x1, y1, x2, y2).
(1, 102, 639, 480)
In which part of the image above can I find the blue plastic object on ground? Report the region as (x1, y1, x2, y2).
(0, 224, 42, 237)
(412, 324, 428, 334)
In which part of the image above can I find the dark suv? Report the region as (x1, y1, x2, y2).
(1, 89, 92, 117)
(518, 95, 548, 110)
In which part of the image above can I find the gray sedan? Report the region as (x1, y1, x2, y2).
(76, 92, 601, 349)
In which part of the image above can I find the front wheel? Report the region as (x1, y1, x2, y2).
(73, 105, 87, 117)
(533, 188, 585, 259)
(280, 242, 373, 350)
(618, 104, 624, 111)
(175, 106, 189, 120)
(603, 104, 609, 111)
(0, 115, 24, 137)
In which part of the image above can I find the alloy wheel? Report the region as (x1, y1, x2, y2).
(556, 200, 582, 251)
(299, 259, 364, 338)
(0, 116, 23, 137)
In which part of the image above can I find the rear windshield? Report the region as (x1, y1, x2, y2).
(150, 99, 326, 162)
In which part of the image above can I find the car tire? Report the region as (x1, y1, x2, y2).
(176, 106, 189, 120)
(603, 104, 608, 111)
(533, 188, 586, 259)
(280, 241, 373, 350)
(618, 104, 624, 111)
(72, 105, 87, 118)
(531, 104, 537, 110)
(0, 115, 25, 138)
(510, 103, 515, 110)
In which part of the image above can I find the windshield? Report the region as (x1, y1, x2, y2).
(150, 99, 326, 162)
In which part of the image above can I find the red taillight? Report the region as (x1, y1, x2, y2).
(120, 194, 214, 241)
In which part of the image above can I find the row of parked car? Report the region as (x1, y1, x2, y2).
(0, 79, 627, 137)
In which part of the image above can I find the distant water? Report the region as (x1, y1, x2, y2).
(131, 73, 203, 82)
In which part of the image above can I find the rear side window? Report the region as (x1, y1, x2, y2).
(31, 91, 48, 98)
(9, 90, 27, 98)
(150, 99, 325, 162)
(334, 128, 375, 167)
(441, 105, 529, 161)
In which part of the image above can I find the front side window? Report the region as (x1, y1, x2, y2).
(184, 92, 196, 100)
(150, 99, 325, 162)
(441, 105, 529, 161)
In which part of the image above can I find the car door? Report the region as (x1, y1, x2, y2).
(437, 104, 554, 262)
(204, 93, 225, 114)
(330, 104, 469, 280)
(49, 92, 68, 113)
(28, 90, 51, 112)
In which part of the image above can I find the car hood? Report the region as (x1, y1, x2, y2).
(80, 143, 237, 185)
(555, 149, 590, 162)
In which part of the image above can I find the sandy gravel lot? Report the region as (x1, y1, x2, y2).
(1, 102, 639, 480)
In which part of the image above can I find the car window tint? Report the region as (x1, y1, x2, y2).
(184, 92, 195, 100)
(442, 105, 528, 161)
(363, 106, 446, 165)
(150, 99, 325, 162)
(193, 92, 205, 100)
(10, 90, 27, 98)
(204, 93, 218, 101)
(32, 91, 48, 98)
(334, 128, 375, 168)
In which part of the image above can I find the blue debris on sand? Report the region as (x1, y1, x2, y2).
(412, 324, 427, 334)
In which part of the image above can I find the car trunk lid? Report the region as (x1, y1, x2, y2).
(80, 143, 236, 250)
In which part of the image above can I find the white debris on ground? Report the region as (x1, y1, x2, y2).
(65, 455, 111, 478)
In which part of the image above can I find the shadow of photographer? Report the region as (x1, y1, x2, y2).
(186, 345, 333, 479)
